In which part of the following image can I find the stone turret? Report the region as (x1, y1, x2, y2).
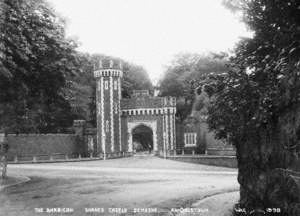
(94, 59, 123, 159)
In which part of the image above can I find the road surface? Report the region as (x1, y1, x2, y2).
(0, 156, 238, 216)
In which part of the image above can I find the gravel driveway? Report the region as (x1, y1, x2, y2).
(0, 156, 238, 216)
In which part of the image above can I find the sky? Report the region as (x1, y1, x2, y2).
(49, 0, 252, 84)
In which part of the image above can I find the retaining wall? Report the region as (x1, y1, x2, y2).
(165, 155, 237, 168)
(206, 147, 236, 156)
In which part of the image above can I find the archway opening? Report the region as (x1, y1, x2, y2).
(132, 125, 153, 153)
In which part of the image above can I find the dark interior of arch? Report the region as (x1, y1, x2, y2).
(132, 125, 153, 152)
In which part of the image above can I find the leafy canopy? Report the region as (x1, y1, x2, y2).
(159, 52, 228, 121)
(0, 0, 80, 133)
(206, 0, 300, 145)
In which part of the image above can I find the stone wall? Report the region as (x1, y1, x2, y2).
(6, 134, 84, 160)
(176, 120, 236, 156)
(199, 121, 236, 156)
(176, 122, 184, 149)
(198, 121, 224, 148)
(121, 96, 176, 109)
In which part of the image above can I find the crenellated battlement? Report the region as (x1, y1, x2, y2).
(94, 69, 123, 78)
(121, 94, 176, 110)
(94, 59, 123, 78)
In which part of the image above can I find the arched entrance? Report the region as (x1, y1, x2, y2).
(127, 120, 158, 153)
(132, 125, 153, 153)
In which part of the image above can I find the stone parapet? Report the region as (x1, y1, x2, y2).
(7, 134, 76, 137)
(121, 107, 176, 116)
(121, 96, 176, 110)
(94, 69, 123, 78)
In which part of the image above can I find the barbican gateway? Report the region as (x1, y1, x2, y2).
(94, 60, 176, 158)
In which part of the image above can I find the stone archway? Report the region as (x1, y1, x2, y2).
(132, 125, 153, 152)
(127, 120, 157, 153)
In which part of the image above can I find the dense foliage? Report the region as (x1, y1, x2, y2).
(159, 52, 228, 121)
(209, 0, 300, 142)
(204, 0, 300, 214)
(0, 0, 80, 133)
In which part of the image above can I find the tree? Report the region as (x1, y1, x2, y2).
(122, 63, 153, 98)
(0, 0, 80, 133)
(205, 0, 300, 214)
(66, 52, 95, 125)
(159, 52, 228, 121)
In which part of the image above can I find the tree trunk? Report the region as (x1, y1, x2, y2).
(236, 107, 300, 215)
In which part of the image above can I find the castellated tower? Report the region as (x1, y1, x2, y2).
(94, 59, 123, 159)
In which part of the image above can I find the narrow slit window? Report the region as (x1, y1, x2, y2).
(106, 120, 109, 133)
(114, 80, 118, 90)
(105, 81, 108, 90)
